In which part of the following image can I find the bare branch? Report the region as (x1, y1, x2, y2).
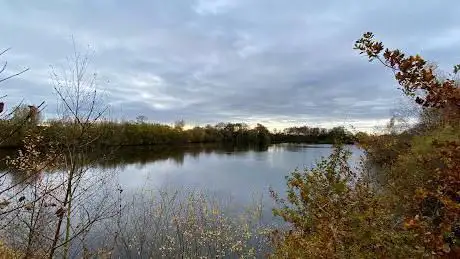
(0, 48, 11, 57)
(0, 67, 30, 84)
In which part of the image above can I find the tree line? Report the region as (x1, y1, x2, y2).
(0, 111, 357, 148)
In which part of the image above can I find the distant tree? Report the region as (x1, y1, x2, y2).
(254, 123, 270, 145)
(136, 115, 147, 124)
(174, 120, 185, 130)
(310, 127, 320, 137)
(354, 131, 369, 143)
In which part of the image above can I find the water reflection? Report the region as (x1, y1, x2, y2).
(86, 144, 270, 169)
(1, 144, 361, 205)
(105, 144, 360, 206)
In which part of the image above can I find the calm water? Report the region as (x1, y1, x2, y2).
(2, 143, 362, 204)
(101, 143, 362, 205)
(1, 143, 363, 257)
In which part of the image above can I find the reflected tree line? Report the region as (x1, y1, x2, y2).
(0, 143, 270, 174)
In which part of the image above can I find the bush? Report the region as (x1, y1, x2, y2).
(271, 146, 420, 258)
(271, 32, 460, 258)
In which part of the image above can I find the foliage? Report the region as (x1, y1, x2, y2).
(354, 32, 460, 114)
(0, 120, 359, 149)
(272, 126, 355, 144)
(272, 32, 460, 258)
(271, 147, 419, 258)
(355, 32, 460, 256)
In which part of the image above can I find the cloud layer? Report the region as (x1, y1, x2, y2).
(1, 0, 459, 131)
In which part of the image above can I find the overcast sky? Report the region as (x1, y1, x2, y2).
(0, 1, 459, 131)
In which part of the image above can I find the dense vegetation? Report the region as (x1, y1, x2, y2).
(271, 32, 460, 258)
(0, 114, 356, 148)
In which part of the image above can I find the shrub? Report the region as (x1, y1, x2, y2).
(271, 146, 420, 258)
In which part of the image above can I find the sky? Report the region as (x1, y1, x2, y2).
(0, 1, 459, 132)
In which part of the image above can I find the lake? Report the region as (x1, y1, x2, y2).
(98, 143, 361, 205)
(0, 143, 363, 257)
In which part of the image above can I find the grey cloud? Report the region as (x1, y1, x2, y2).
(1, 0, 459, 130)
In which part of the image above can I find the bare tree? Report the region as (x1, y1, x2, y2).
(0, 47, 65, 258)
(0, 43, 116, 258)
(46, 43, 116, 259)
